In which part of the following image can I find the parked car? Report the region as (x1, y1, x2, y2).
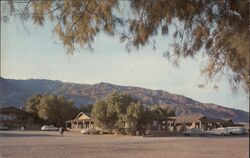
(81, 128, 98, 135)
(183, 128, 206, 136)
(225, 127, 246, 135)
(207, 127, 230, 136)
(41, 125, 59, 131)
(0, 125, 8, 130)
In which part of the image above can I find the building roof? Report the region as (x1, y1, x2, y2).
(206, 117, 225, 123)
(66, 112, 91, 123)
(66, 119, 92, 123)
(0, 106, 29, 115)
(169, 114, 206, 124)
(75, 112, 91, 120)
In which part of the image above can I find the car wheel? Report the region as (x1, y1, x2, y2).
(221, 133, 225, 136)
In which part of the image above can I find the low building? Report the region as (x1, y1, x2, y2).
(66, 112, 94, 131)
(146, 114, 241, 134)
(168, 115, 211, 131)
(168, 114, 240, 132)
(148, 117, 176, 131)
(0, 106, 37, 130)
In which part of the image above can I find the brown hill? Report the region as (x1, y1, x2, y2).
(0, 77, 248, 123)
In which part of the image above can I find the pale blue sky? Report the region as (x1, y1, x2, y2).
(1, 17, 249, 112)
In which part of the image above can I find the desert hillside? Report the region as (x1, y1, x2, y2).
(0, 77, 248, 123)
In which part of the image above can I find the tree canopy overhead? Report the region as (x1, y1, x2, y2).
(2, 0, 249, 92)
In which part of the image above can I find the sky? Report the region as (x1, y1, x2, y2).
(1, 15, 249, 112)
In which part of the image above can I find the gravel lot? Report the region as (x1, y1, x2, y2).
(0, 131, 249, 158)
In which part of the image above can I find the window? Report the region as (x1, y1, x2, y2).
(9, 115, 13, 120)
(3, 114, 8, 120)
(8, 114, 17, 120)
(12, 115, 17, 120)
(153, 121, 157, 127)
(10, 115, 13, 120)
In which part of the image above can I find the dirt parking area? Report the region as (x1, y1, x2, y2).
(0, 131, 249, 158)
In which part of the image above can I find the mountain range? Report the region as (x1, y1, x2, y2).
(0, 77, 249, 123)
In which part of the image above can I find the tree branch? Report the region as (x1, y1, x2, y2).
(22, 0, 31, 14)
(70, 0, 91, 31)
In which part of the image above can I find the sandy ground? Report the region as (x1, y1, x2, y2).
(0, 131, 249, 158)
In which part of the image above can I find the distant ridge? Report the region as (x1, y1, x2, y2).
(0, 77, 249, 123)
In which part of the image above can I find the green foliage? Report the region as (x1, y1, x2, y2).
(91, 92, 176, 135)
(2, 0, 248, 92)
(25, 94, 78, 126)
(91, 101, 109, 129)
(125, 102, 144, 134)
(25, 94, 42, 117)
(149, 105, 176, 119)
(91, 92, 143, 134)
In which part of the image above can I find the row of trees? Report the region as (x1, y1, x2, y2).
(25, 92, 175, 135)
(25, 94, 79, 126)
(91, 92, 175, 135)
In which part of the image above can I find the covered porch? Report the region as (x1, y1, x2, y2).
(66, 112, 94, 131)
(66, 119, 94, 131)
(148, 117, 176, 131)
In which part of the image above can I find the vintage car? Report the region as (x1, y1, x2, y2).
(41, 125, 59, 131)
(0, 125, 9, 130)
(183, 128, 206, 136)
(81, 128, 98, 135)
(207, 127, 230, 136)
(225, 127, 246, 135)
